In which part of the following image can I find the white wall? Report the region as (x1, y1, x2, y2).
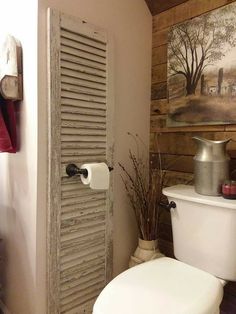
(0, 1, 151, 313)
(0, 1, 38, 313)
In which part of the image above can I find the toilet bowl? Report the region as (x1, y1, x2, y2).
(93, 257, 223, 314)
(93, 185, 236, 314)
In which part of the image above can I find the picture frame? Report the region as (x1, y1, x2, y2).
(167, 2, 236, 127)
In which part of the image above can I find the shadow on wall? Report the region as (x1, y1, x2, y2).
(0, 204, 35, 313)
(0, 150, 36, 313)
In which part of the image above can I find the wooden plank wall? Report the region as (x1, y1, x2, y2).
(151, 1, 236, 311)
(145, 0, 188, 15)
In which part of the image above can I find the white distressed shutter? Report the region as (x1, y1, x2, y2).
(47, 9, 113, 314)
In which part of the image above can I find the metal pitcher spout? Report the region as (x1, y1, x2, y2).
(192, 136, 231, 149)
(192, 136, 211, 145)
(193, 136, 231, 143)
(192, 136, 231, 145)
(216, 138, 231, 146)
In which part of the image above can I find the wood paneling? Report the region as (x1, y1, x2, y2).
(152, 45, 167, 66)
(151, 82, 167, 100)
(153, 0, 236, 31)
(145, 0, 188, 15)
(152, 63, 167, 84)
(152, 28, 169, 48)
(150, 1, 236, 312)
(151, 99, 168, 115)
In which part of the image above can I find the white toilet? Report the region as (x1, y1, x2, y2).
(93, 185, 236, 314)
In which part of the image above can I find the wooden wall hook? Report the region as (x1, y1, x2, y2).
(0, 35, 23, 101)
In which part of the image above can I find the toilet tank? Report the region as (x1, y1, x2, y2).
(163, 185, 236, 281)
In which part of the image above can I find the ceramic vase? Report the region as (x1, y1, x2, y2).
(129, 238, 164, 268)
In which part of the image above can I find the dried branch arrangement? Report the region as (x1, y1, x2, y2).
(119, 133, 166, 241)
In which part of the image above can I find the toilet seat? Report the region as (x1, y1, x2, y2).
(93, 257, 223, 314)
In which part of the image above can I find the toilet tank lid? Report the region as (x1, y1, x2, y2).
(163, 185, 236, 210)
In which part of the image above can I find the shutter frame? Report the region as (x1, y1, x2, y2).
(47, 8, 114, 314)
(47, 8, 62, 314)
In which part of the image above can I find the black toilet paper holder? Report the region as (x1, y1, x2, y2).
(66, 163, 114, 178)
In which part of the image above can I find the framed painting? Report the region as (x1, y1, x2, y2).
(167, 2, 236, 127)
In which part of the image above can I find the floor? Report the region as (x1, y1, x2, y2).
(220, 281, 236, 313)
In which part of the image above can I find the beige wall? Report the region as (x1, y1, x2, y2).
(0, 0, 38, 313)
(0, 1, 151, 313)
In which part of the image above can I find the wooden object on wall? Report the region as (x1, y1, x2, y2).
(0, 35, 23, 100)
(47, 8, 114, 314)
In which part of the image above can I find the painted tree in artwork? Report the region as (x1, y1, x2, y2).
(168, 6, 236, 95)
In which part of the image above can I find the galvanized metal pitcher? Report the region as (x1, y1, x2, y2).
(193, 136, 231, 196)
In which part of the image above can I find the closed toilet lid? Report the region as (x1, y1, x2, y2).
(93, 257, 223, 314)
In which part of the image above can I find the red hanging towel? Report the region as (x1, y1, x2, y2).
(0, 97, 17, 153)
(0, 104, 12, 152)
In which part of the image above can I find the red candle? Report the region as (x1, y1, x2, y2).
(222, 181, 236, 198)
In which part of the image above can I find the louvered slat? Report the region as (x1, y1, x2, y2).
(61, 52, 106, 72)
(61, 142, 106, 150)
(60, 256, 105, 281)
(61, 212, 106, 230)
(61, 182, 106, 199)
(61, 270, 105, 299)
(61, 112, 106, 123)
(61, 300, 98, 314)
(60, 245, 105, 271)
(61, 134, 106, 143)
(61, 29, 106, 51)
(61, 156, 106, 165)
(61, 82, 106, 98)
(61, 269, 105, 300)
(62, 126, 106, 135)
(61, 37, 106, 58)
(61, 90, 106, 103)
(61, 148, 106, 157)
(60, 286, 104, 313)
(60, 280, 105, 307)
(61, 45, 106, 65)
(61, 191, 106, 206)
(60, 220, 105, 235)
(60, 259, 105, 284)
(61, 128, 106, 136)
(61, 68, 106, 85)
(61, 60, 106, 78)
(61, 75, 106, 94)
(61, 247, 105, 272)
(60, 235, 105, 257)
(61, 200, 106, 215)
(61, 279, 105, 310)
(61, 106, 106, 117)
(61, 225, 106, 244)
(61, 97, 106, 110)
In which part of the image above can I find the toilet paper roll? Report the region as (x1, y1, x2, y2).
(80, 162, 110, 190)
